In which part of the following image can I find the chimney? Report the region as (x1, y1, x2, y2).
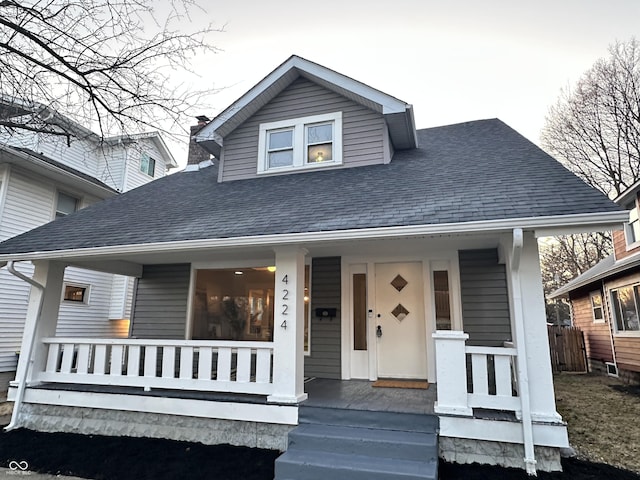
(187, 115, 211, 166)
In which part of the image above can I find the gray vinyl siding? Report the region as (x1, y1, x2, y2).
(459, 249, 512, 346)
(305, 257, 342, 379)
(221, 78, 388, 182)
(130, 264, 190, 339)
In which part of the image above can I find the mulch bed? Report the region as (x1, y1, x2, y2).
(1, 427, 639, 480)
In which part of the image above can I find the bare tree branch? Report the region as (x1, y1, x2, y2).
(542, 38, 640, 198)
(0, 0, 221, 144)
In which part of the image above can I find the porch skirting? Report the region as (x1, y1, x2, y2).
(16, 403, 293, 451)
(439, 437, 562, 472)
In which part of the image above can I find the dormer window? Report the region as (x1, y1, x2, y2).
(140, 153, 156, 177)
(257, 112, 342, 174)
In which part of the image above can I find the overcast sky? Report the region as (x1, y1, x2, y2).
(172, 0, 640, 166)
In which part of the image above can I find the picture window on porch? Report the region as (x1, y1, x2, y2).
(434, 270, 452, 330)
(590, 291, 604, 323)
(611, 284, 640, 333)
(191, 266, 311, 347)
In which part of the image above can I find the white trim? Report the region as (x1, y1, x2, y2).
(0, 165, 9, 220)
(11, 388, 298, 425)
(589, 290, 605, 324)
(439, 416, 569, 448)
(195, 55, 409, 145)
(185, 266, 197, 339)
(0, 212, 628, 263)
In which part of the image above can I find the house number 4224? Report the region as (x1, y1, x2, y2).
(281, 274, 289, 329)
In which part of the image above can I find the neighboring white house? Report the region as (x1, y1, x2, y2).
(0, 104, 177, 382)
(0, 57, 629, 478)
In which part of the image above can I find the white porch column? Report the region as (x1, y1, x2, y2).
(14, 260, 66, 385)
(433, 331, 472, 416)
(267, 247, 308, 404)
(518, 233, 564, 422)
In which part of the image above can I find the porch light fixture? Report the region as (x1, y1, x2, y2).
(267, 266, 276, 272)
(234, 271, 243, 275)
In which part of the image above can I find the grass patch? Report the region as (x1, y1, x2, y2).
(554, 372, 640, 473)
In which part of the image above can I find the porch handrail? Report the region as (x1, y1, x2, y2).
(36, 337, 275, 396)
(433, 331, 520, 416)
(42, 337, 274, 348)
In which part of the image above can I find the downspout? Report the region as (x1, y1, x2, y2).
(602, 279, 619, 374)
(4, 261, 45, 431)
(511, 229, 537, 475)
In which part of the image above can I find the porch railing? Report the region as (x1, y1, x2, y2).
(433, 331, 519, 416)
(36, 337, 275, 396)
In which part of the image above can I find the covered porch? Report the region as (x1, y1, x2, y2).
(4, 228, 569, 473)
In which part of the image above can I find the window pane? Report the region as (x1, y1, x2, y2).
(192, 268, 275, 341)
(614, 287, 639, 331)
(269, 150, 293, 168)
(56, 192, 78, 218)
(269, 130, 293, 150)
(353, 273, 367, 350)
(307, 124, 332, 144)
(434, 271, 451, 330)
(632, 221, 640, 244)
(307, 144, 332, 163)
(64, 285, 86, 302)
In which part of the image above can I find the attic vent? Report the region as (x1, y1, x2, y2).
(605, 362, 618, 377)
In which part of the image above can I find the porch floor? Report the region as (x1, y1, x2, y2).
(302, 378, 436, 415)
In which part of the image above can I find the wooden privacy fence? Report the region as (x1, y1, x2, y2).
(547, 325, 588, 373)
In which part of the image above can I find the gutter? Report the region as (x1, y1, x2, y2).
(4, 261, 45, 431)
(0, 212, 629, 263)
(0, 144, 117, 198)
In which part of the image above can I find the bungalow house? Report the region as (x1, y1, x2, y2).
(0, 101, 177, 388)
(550, 180, 640, 384)
(0, 56, 628, 478)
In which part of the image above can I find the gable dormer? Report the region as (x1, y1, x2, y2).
(613, 183, 640, 260)
(195, 55, 417, 182)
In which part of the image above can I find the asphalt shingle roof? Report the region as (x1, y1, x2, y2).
(0, 119, 623, 255)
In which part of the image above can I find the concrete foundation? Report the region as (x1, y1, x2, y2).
(17, 403, 293, 451)
(439, 437, 562, 472)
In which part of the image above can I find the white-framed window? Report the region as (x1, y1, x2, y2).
(257, 112, 343, 174)
(624, 200, 640, 247)
(610, 284, 640, 333)
(55, 191, 79, 218)
(140, 153, 156, 177)
(63, 283, 90, 304)
(590, 291, 604, 323)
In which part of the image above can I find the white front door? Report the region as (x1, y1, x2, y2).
(375, 262, 427, 379)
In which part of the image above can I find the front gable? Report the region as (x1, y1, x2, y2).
(220, 77, 391, 182)
(195, 55, 416, 182)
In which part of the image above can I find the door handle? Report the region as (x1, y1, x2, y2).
(376, 325, 382, 338)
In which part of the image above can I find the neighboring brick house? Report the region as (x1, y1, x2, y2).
(0, 56, 628, 477)
(551, 181, 640, 383)
(0, 102, 177, 386)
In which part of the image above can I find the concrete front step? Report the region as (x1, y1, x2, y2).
(275, 406, 439, 480)
(298, 406, 439, 433)
(289, 423, 438, 461)
(275, 449, 438, 480)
